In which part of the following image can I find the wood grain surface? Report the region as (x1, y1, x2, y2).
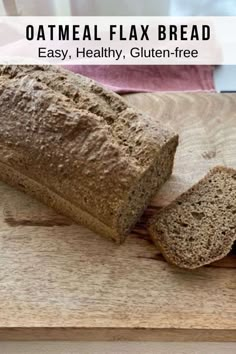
(0, 92, 235, 341)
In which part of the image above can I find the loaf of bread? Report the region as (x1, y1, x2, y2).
(0, 65, 178, 242)
(149, 166, 236, 268)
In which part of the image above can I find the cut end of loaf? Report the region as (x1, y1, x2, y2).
(148, 166, 236, 269)
(117, 135, 178, 242)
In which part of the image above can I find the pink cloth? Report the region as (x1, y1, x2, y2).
(65, 65, 215, 93)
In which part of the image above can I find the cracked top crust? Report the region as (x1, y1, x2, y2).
(0, 65, 178, 234)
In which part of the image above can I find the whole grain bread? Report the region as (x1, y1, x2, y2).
(149, 166, 236, 268)
(0, 65, 178, 243)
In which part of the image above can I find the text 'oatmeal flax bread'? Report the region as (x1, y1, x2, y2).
(149, 166, 236, 268)
(0, 65, 178, 243)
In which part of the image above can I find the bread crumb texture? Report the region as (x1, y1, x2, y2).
(149, 166, 236, 268)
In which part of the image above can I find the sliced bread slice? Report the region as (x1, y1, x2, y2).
(148, 166, 236, 269)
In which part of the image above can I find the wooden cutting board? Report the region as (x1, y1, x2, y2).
(0, 93, 235, 341)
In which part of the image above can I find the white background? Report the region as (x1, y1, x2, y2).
(0, 16, 236, 65)
(1, 0, 236, 16)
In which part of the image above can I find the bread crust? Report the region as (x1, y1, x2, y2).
(0, 65, 178, 242)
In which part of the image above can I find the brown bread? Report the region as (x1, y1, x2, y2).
(0, 65, 178, 243)
(149, 166, 236, 268)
